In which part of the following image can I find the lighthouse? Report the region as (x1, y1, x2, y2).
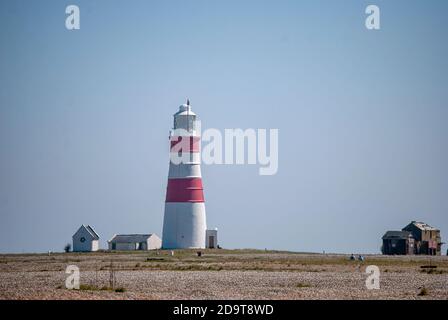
(162, 100, 207, 249)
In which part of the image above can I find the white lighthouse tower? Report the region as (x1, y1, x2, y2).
(162, 100, 207, 249)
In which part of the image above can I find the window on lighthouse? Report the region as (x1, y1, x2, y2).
(188, 116, 194, 132)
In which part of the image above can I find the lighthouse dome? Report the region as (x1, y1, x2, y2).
(172, 100, 198, 134)
(175, 104, 196, 116)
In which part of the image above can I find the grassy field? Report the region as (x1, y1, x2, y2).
(0, 249, 447, 299)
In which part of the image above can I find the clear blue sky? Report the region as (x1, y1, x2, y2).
(1, 0, 447, 254)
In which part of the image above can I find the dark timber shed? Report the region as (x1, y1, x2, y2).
(382, 231, 415, 255)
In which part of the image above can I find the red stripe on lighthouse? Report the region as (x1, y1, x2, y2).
(165, 178, 205, 203)
(170, 136, 200, 153)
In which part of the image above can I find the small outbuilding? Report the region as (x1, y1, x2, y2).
(382, 231, 414, 255)
(72, 225, 100, 252)
(206, 229, 218, 249)
(108, 234, 161, 251)
(402, 221, 442, 255)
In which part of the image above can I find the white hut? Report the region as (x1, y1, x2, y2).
(108, 234, 162, 251)
(72, 225, 100, 252)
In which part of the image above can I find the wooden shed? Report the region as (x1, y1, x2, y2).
(382, 231, 414, 255)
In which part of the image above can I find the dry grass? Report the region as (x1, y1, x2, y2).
(420, 268, 448, 275)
